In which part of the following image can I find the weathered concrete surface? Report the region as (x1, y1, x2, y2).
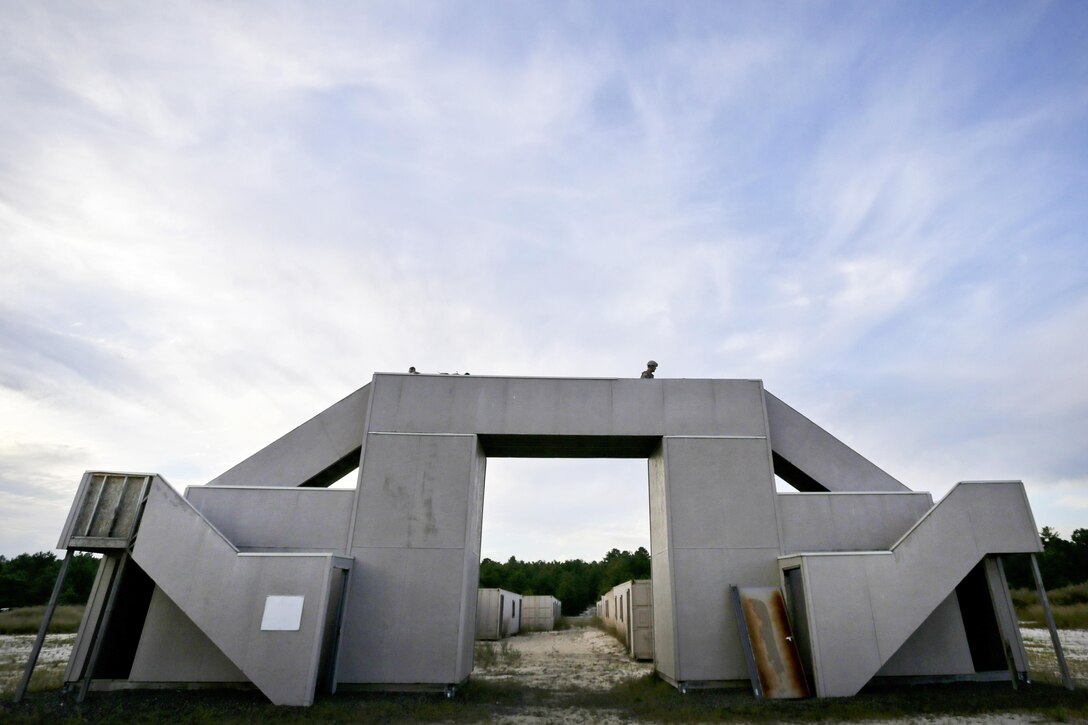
(129, 587, 246, 683)
(55, 374, 1046, 703)
(338, 432, 484, 685)
(778, 492, 933, 553)
(521, 595, 561, 632)
(366, 375, 768, 438)
(131, 478, 341, 705)
(476, 588, 523, 641)
(650, 434, 779, 685)
(790, 481, 1042, 696)
(185, 487, 354, 552)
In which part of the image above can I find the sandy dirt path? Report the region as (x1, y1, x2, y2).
(472, 626, 653, 691)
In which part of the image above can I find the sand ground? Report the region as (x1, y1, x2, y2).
(0, 632, 74, 694)
(2, 626, 1085, 722)
(472, 625, 653, 690)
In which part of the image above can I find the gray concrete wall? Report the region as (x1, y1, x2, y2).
(344, 374, 777, 689)
(475, 588, 522, 640)
(648, 446, 677, 681)
(365, 375, 768, 438)
(655, 434, 780, 684)
(521, 595, 559, 631)
(60, 374, 1045, 702)
(778, 492, 933, 553)
(631, 580, 654, 661)
(185, 487, 354, 552)
(796, 481, 1042, 696)
(131, 478, 339, 705)
(129, 586, 247, 682)
(337, 432, 484, 684)
(874, 592, 974, 677)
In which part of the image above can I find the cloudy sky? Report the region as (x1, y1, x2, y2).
(1, 2, 1085, 562)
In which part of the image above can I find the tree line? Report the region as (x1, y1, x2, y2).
(1004, 527, 1088, 590)
(0, 551, 100, 609)
(480, 547, 651, 616)
(2, 527, 1084, 613)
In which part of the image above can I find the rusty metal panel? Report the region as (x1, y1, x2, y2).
(732, 585, 811, 699)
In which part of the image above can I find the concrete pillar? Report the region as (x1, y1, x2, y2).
(337, 432, 485, 685)
(650, 435, 780, 686)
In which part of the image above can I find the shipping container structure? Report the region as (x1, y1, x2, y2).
(597, 579, 654, 660)
(521, 595, 562, 631)
(475, 588, 522, 641)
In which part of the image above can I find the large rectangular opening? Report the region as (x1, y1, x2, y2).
(473, 456, 656, 685)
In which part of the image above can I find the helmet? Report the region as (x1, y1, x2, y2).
(646, 360, 658, 367)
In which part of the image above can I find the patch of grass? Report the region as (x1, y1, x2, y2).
(561, 674, 1088, 723)
(1019, 603, 1088, 629)
(1012, 585, 1088, 628)
(1023, 628, 1088, 687)
(1051, 583, 1088, 607)
(0, 606, 85, 635)
(553, 616, 575, 630)
(474, 641, 496, 668)
(473, 640, 522, 669)
(1011, 587, 1038, 609)
(498, 641, 522, 667)
(592, 615, 628, 647)
(4, 676, 1088, 724)
(0, 666, 66, 700)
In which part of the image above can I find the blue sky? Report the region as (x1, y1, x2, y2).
(1, 1, 1085, 561)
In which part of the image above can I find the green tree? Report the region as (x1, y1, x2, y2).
(1004, 527, 1088, 590)
(477, 548, 653, 616)
(0, 551, 101, 608)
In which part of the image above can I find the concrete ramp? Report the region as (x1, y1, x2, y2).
(764, 391, 908, 492)
(206, 384, 370, 488)
(128, 477, 348, 705)
(785, 481, 1041, 696)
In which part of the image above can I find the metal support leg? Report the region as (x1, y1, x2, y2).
(984, 556, 1027, 688)
(326, 568, 350, 695)
(76, 551, 129, 703)
(13, 551, 73, 703)
(1030, 553, 1074, 690)
(730, 584, 763, 700)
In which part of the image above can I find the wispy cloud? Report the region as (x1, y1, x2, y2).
(1, 1, 1085, 557)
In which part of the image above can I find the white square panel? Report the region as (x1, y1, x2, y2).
(260, 595, 304, 631)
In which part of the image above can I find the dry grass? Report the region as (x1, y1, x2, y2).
(4, 677, 1087, 724)
(0, 633, 77, 699)
(1019, 603, 1088, 630)
(1012, 585, 1088, 629)
(1021, 627, 1088, 689)
(0, 606, 85, 635)
(473, 640, 523, 670)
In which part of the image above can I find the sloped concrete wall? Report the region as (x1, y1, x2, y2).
(206, 385, 371, 488)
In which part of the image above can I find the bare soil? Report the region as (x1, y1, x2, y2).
(3, 626, 1087, 722)
(473, 626, 653, 691)
(0, 633, 74, 695)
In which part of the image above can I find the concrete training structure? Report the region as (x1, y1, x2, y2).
(520, 595, 562, 632)
(475, 588, 521, 641)
(598, 579, 654, 660)
(37, 373, 1057, 705)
